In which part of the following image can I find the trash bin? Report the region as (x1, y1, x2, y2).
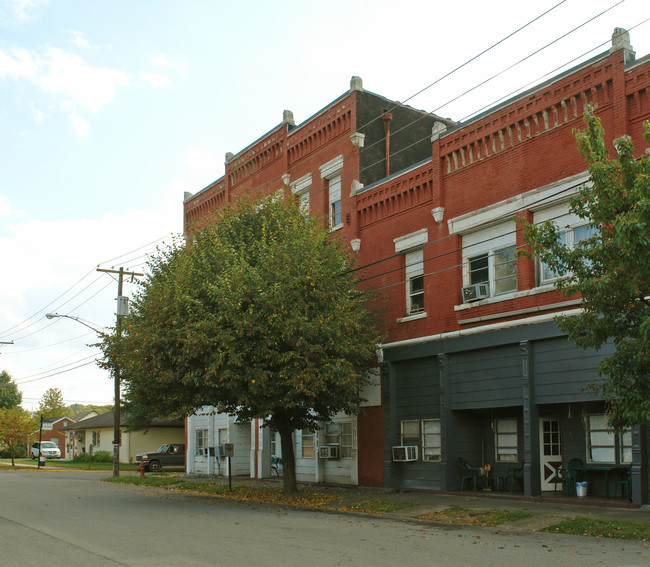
(576, 481, 588, 497)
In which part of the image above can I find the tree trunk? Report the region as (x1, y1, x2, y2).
(278, 425, 298, 495)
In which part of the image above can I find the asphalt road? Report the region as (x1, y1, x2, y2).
(1, 469, 648, 567)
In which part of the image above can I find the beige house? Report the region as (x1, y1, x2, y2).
(60, 412, 184, 463)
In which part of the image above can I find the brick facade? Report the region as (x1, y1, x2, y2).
(184, 30, 650, 499)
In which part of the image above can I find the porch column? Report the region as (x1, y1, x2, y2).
(438, 353, 449, 490)
(521, 341, 540, 496)
(630, 425, 647, 506)
(385, 362, 398, 488)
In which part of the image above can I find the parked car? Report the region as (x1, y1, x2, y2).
(31, 441, 61, 459)
(135, 443, 185, 472)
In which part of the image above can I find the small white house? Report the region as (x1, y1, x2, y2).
(185, 371, 380, 484)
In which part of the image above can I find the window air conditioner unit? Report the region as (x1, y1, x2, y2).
(216, 445, 226, 457)
(392, 445, 418, 462)
(197, 447, 206, 456)
(462, 282, 489, 303)
(319, 445, 340, 459)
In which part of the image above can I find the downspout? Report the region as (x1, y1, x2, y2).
(382, 112, 392, 177)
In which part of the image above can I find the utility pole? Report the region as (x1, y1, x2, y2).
(97, 267, 143, 477)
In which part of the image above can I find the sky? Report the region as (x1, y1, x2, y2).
(1, 0, 649, 412)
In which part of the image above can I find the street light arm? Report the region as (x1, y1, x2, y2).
(45, 313, 104, 333)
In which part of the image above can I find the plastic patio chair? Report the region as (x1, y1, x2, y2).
(456, 457, 482, 491)
(508, 462, 524, 492)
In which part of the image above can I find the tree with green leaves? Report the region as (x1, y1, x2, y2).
(37, 387, 71, 419)
(99, 195, 383, 493)
(0, 370, 22, 409)
(0, 407, 36, 465)
(519, 108, 650, 429)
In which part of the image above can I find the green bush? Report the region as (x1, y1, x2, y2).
(0, 445, 27, 459)
(72, 450, 113, 463)
(92, 450, 113, 462)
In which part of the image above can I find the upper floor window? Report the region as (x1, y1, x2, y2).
(534, 202, 597, 284)
(405, 249, 424, 314)
(319, 155, 344, 231)
(394, 229, 428, 319)
(328, 175, 342, 228)
(291, 173, 311, 218)
(462, 221, 517, 301)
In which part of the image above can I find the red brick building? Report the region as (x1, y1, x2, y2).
(184, 29, 650, 503)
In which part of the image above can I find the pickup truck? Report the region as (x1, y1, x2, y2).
(135, 443, 185, 472)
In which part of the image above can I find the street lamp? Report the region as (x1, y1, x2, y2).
(45, 313, 103, 333)
(45, 311, 123, 476)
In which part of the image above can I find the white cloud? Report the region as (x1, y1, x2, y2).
(0, 46, 129, 115)
(69, 113, 89, 137)
(152, 53, 169, 68)
(0, 47, 38, 79)
(38, 47, 129, 113)
(140, 71, 170, 88)
(29, 101, 43, 122)
(0, 196, 26, 217)
(0, 0, 48, 23)
(69, 30, 89, 49)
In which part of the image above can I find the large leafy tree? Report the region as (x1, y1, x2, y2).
(0, 370, 22, 409)
(519, 108, 650, 429)
(100, 196, 383, 493)
(0, 407, 36, 465)
(37, 387, 70, 419)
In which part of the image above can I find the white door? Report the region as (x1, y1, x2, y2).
(539, 419, 562, 491)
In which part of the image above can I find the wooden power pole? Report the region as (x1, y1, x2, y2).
(97, 267, 143, 477)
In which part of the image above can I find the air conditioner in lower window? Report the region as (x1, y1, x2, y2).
(319, 445, 340, 459)
(392, 445, 418, 462)
(197, 447, 206, 456)
(462, 282, 490, 303)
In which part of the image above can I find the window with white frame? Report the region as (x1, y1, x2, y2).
(394, 229, 428, 318)
(495, 418, 518, 462)
(400, 420, 420, 446)
(587, 414, 615, 462)
(301, 429, 315, 458)
(586, 414, 633, 463)
(533, 203, 597, 283)
(422, 419, 441, 462)
(291, 173, 311, 218)
(405, 249, 424, 314)
(195, 428, 208, 456)
(320, 156, 343, 230)
(218, 428, 228, 447)
(328, 175, 342, 228)
(463, 221, 517, 299)
(92, 431, 100, 446)
(325, 422, 352, 457)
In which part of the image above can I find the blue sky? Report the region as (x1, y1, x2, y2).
(1, 0, 649, 411)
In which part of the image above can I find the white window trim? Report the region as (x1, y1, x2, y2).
(394, 229, 429, 320)
(422, 419, 442, 462)
(394, 228, 428, 253)
(320, 156, 344, 231)
(319, 155, 344, 179)
(291, 173, 311, 216)
(461, 221, 517, 299)
(495, 418, 518, 462)
(586, 414, 616, 464)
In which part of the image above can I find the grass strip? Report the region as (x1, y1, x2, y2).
(542, 517, 650, 540)
(418, 505, 532, 526)
(338, 499, 416, 514)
